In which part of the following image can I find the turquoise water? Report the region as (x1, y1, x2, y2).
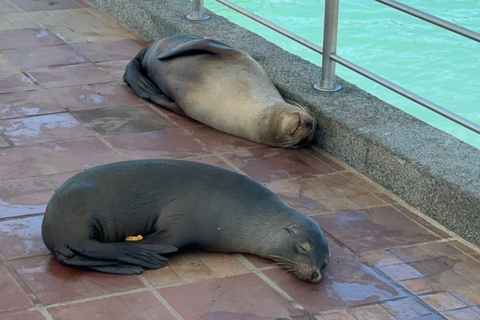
(205, 0, 480, 149)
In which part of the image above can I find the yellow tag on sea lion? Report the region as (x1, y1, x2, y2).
(125, 235, 143, 241)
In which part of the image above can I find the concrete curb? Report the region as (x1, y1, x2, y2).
(87, 0, 480, 245)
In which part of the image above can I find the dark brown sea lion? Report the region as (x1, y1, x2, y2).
(41, 159, 329, 282)
(123, 33, 316, 148)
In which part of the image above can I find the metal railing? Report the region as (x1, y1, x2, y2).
(187, 0, 480, 135)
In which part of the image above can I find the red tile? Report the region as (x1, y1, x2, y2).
(359, 250, 403, 267)
(0, 265, 34, 313)
(348, 304, 395, 320)
(306, 148, 345, 171)
(441, 307, 480, 320)
(378, 263, 424, 281)
(0, 310, 45, 320)
(186, 125, 264, 153)
(3, 45, 86, 68)
(420, 292, 467, 311)
(12, 256, 145, 305)
(263, 176, 357, 215)
(0, 215, 50, 260)
(223, 147, 339, 182)
(21, 138, 123, 175)
(158, 273, 301, 319)
(0, 177, 52, 219)
(389, 241, 463, 263)
(0, 29, 63, 50)
(73, 40, 144, 62)
(26, 63, 111, 88)
(315, 310, 356, 320)
(380, 298, 432, 318)
(0, 148, 38, 181)
(166, 113, 202, 128)
(47, 291, 176, 320)
(181, 155, 236, 170)
(0, 137, 9, 147)
(0, 113, 94, 146)
(393, 204, 451, 239)
(105, 128, 210, 160)
(0, 90, 65, 119)
(453, 285, 480, 306)
(398, 277, 442, 295)
(48, 82, 144, 111)
(10, 0, 81, 11)
(412, 254, 480, 286)
(0, 73, 38, 94)
(262, 256, 406, 313)
(312, 206, 441, 252)
(72, 104, 173, 134)
(240, 253, 277, 269)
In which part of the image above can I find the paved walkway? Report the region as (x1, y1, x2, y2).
(1, 0, 480, 319)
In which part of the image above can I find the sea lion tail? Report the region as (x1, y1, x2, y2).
(60, 241, 178, 274)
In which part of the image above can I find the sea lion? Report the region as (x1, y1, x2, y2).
(42, 159, 329, 283)
(123, 33, 317, 148)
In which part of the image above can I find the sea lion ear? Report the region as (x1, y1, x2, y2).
(284, 224, 299, 235)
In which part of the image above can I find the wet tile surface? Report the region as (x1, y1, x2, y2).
(0, 1, 479, 319)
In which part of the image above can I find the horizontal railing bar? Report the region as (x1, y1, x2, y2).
(375, 0, 480, 43)
(214, 0, 323, 54)
(330, 53, 480, 135)
(211, 0, 480, 135)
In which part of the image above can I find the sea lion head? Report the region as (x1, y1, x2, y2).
(267, 216, 329, 283)
(266, 101, 317, 148)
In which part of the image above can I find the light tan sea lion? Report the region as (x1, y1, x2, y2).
(123, 33, 316, 147)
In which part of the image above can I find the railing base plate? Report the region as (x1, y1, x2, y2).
(313, 83, 342, 92)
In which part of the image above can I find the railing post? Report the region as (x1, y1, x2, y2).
(187, 0, 210, 20)
(314, 0, 341, 91)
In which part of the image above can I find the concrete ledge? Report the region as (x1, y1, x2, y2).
(87, 0, 480, 245)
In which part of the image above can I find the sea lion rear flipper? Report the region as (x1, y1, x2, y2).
(123, 58, 186, 115)
(65, 241, 178, 273)
(156, 38, 237, 60)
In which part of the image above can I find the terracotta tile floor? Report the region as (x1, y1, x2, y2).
(1, 1, 479, 319)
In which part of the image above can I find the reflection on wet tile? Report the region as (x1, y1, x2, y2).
(158, 273, 301, 320)
(47, 291, 177, 320)
(0, 265, 35, 313)
(3, 45, 86, 68)
(359, 250, 403, 267)
(0, 29, 63, 50)
(0, 90, 65, 119)
(312, 206, 441, 252)
(73, 39, 143, 62)
(224, 147, 339, 182)
(72, 104, 173, 134)
(0, 215, 49, 259)
(26, 63, 111, 88)
(262, 256, 406, 313)
(0, 113, 94, 145)
(141, 266, 184, 287)
(21, 138, 123, 175)
(453, 285, 480, 306)
(105, 129, 210, 160)
(13, 256, 145, 305)
(49, 82, 143, 111)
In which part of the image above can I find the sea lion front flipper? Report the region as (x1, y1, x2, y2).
(123, 58, 186, 115)
(66, 241, 178, 273)
(156, 38, 237, 60)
